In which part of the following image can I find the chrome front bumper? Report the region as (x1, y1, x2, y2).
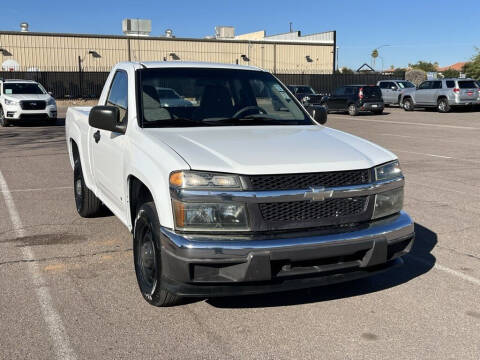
(159, 211, 414, 297)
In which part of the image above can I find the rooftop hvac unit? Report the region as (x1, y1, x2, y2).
(122, 19, 152, 37)
(215, 26, 235, 39)
(20, 22, 29, 32)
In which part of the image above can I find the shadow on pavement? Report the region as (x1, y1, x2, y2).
(207, 223, 436, 309)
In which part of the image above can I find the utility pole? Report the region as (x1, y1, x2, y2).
(289, 22, 293, 32)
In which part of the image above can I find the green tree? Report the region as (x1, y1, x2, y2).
(441, 68, 460, 78)
(409, 61, 439, 72)
(463, 48, 480, 79)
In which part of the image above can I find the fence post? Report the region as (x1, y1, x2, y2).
(78, 55, 83, 98)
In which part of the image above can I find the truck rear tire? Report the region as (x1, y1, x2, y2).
(133, 201, 183, 307)
(0, 108, 9, 127)
(437, 98, 451, 113)
(73, 159, 103, 217)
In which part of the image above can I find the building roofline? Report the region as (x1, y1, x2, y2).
(0, 30, 334, 46)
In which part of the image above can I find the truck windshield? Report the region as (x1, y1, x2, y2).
(397, 81, 415, 89)
(139, 68, 312, 127)
(3, 83, 45, 95)
(295, 86, 315, 94)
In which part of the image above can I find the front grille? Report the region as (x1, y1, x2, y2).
(20, 100, 46, 110)
(259, 196, 369, 222)
(307, 94, 325, 104)
(19, 113, 49, 120)
(247, 169, 371, 191)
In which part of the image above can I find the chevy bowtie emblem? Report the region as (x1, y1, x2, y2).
(304, 187, 334, 201)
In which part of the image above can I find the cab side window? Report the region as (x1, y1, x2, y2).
(418, 81, 432, 90)
(107, 71, 128, 124)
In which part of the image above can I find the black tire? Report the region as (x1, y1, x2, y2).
(403, 98, 414, 111)
(73, 158, 102, 217)
(372, 109, 384, 115)
(0, 107, 9, 127)
(348, 104, 359, 116)
(437, 97, 451, 113)
(133, 201, 182, 307)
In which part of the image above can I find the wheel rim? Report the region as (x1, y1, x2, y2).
(136, 221, 157, 295)
(439, 100, 446, 111)
(74, 175, 83, 211)
(404, 100, 411, 110)
(349, 105, 356, 113)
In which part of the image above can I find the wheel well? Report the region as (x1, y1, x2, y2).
(403, 96, 412, 101)
(129, 176, 154, 229)
(437, 96, 447, 102)
(70, 139, 80, 162)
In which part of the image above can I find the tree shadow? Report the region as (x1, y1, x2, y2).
(207, 223, 436, 309)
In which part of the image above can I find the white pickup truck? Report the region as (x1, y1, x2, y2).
(66, 61, 414, 307)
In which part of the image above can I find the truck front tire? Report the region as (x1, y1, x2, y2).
(73, 159, 103, 217)
(133, 201, 182, 307)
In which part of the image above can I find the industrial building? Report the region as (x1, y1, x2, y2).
(0, 21, 336, 74)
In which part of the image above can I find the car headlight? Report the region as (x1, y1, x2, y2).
(375, 160, 402, 181)
(302, 96, 311, 103)
(172, 200, 249, 231)
(47, 98, 56, 106)
(372, 187, 404, 219)
(170, 171, 242, 190)
(4, 99, 18, 105)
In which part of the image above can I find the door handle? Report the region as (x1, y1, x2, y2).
(93, 130, 101, 143)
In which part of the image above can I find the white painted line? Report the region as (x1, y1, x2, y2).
(0, 171, 77, 360)
(407, 181, 479, 198)
(335, 117, 479, 130)
(391, 149, 453, 159)
(409, 255, 480, 287)
(1, 186, 72, 193)
(380, 133, 480, 146)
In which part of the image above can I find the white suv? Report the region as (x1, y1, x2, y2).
(0, 79, 57, 127)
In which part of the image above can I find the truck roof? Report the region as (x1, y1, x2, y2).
(124, 61, 265, 72)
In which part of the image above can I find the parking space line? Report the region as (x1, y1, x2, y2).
(335, 117, 479, 130)
(0, 170, 77, 360)
(1, 186, 72, 193)
(380, 133, 480, 145)
(409, 255, 480, 287)
(407, 181, 480, 198)
(391, 149, 453, 159)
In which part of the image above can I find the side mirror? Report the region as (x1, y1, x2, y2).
(48, 91, 54, 96)
(88, 106, 126, 134)
(391, 86, 398, 91)
(306, 105, 327, 125)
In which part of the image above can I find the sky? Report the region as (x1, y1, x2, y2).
(2, 0, 479, 70)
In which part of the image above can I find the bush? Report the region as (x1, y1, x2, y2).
(441, 68, 460, 78)
(405, 69, 427, 86)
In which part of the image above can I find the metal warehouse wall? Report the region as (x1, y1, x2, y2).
(0, 31, 334, 73)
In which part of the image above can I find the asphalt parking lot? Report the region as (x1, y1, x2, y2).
(0, 106, 479, 360)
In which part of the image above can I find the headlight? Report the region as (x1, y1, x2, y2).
(375, 160, 402, 181)
(302, 96, 311, 103)
(4, 99, 18, 105)
(47, 98, 56, 106)
(373, 187, 404, 219)
(172, 200, 249, 231)
(170, 171, 242, 190)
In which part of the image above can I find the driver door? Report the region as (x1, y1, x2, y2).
(89, 70, 128, 216)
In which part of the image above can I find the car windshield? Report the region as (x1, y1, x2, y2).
(397, 81, 415, 89)
(295, 86, 315, 94)
(3, 83, 45, 95)
(139, 68, 312, 127)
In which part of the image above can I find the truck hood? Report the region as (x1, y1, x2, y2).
(144, 125, 397, 174)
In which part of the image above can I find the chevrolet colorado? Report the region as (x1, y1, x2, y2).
(65, 61, 414, 307)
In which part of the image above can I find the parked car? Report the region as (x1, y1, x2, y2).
(287, 85, 327, 105)
(377, 80, 416, 106)
(325, 85, 384, 116)
(66, 61, 413, 307)
(143, 86, 193, 107)
(0, 79, 57, 127)
(401, 78, 480, 112)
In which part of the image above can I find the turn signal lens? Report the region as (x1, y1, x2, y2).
(169, 171, 184, 187)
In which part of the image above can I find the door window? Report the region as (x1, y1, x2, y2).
(417, 81, 432, 90)
(333, 87, 345, 96)
(432, 81, 442, 89)
(107, 71, 128, 124)
(446, 81, 455, 88)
